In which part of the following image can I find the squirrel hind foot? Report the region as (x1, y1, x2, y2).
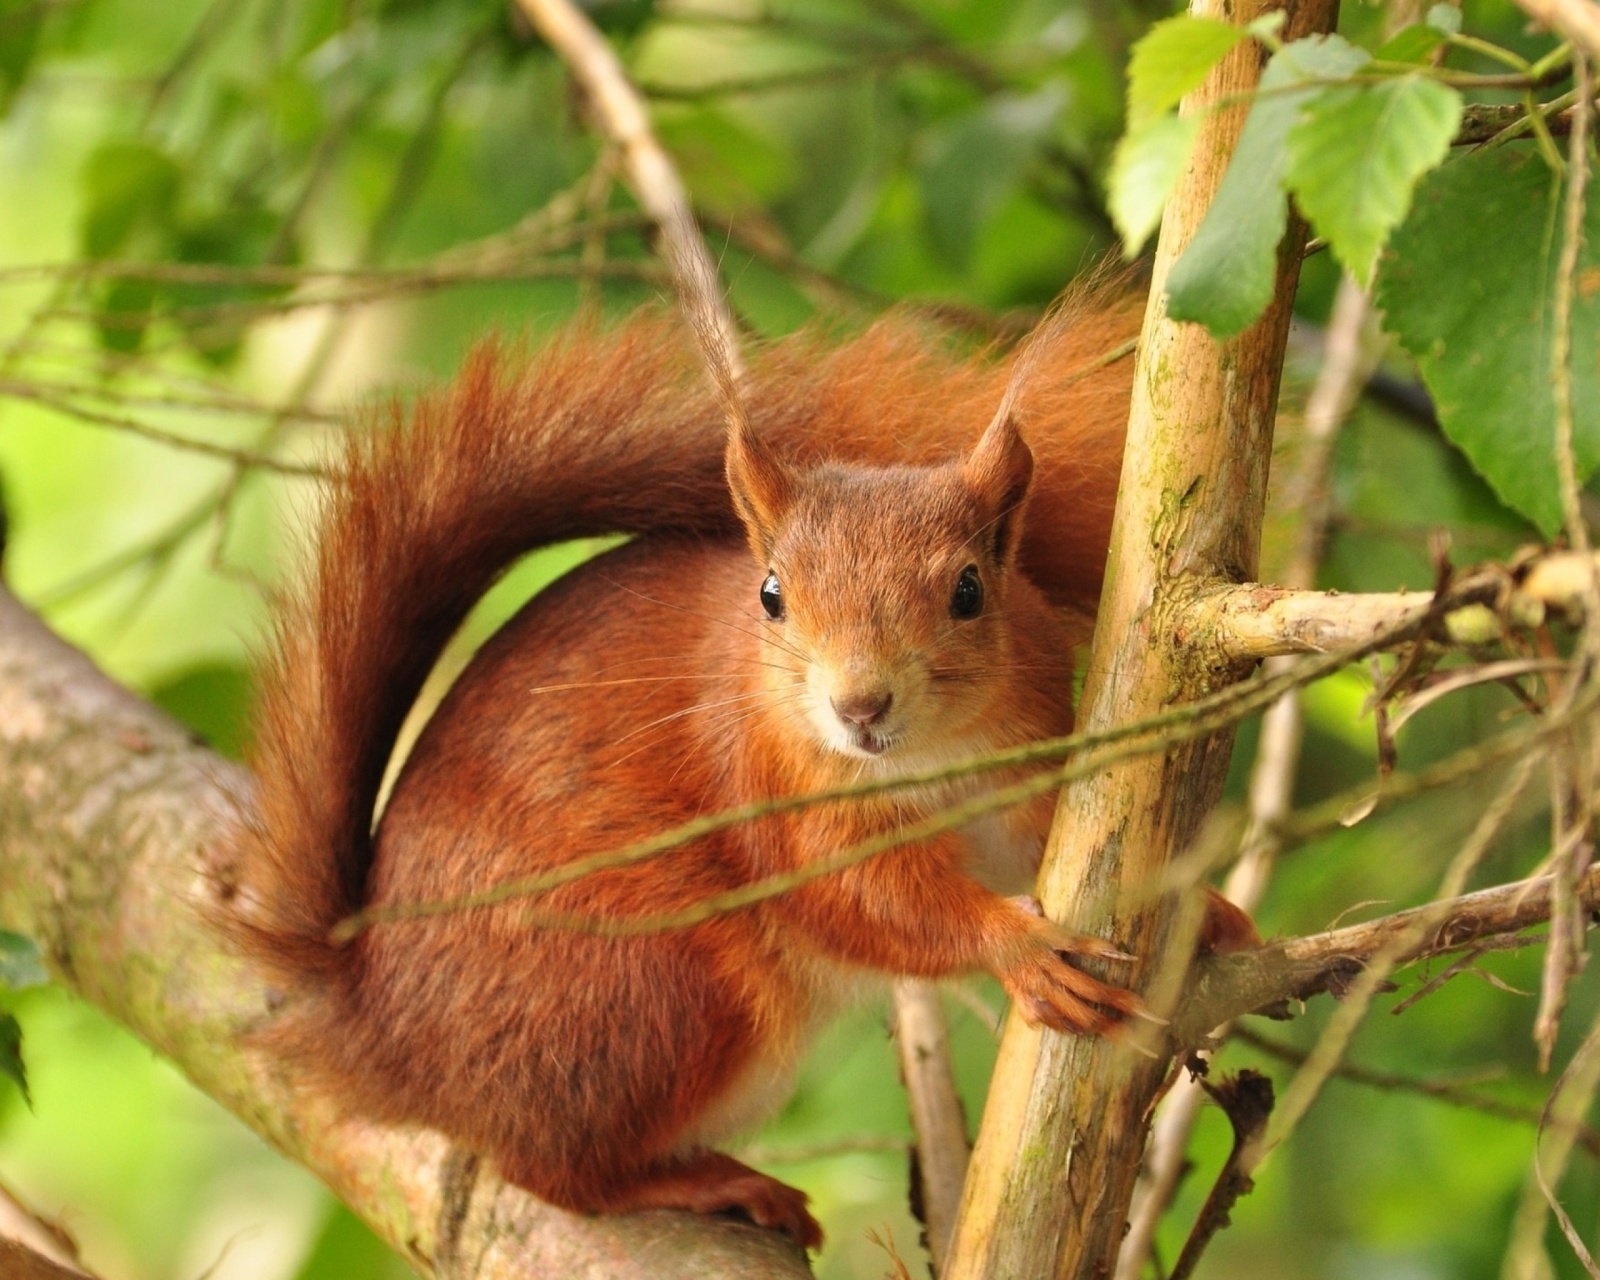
(594, 1151, 824, 1251)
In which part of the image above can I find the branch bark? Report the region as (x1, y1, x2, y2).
(0, 586, 811, 1280)
(1175, 863, 1600, 1045)
(943, 0, 1339, 1271)
(1175, 546, 1600, 663)
(892, 981, 970, 1274)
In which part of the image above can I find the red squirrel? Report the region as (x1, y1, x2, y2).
(235, 288, 1253, 1250)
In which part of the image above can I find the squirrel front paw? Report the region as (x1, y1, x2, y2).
(998, 899, 1142, 1036)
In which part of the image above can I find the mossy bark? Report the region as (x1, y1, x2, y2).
(943, 0, 1341, 1275)
(0, 587, 812, 1280)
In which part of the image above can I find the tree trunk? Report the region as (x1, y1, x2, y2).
(944, 0, 1341, 1274)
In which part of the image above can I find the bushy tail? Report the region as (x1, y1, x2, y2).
(238, 315, 729, 986)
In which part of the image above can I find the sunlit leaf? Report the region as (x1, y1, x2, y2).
(1125, 16, 1249, 129)
(1378, 147, 1600, 535)
(1166, 34, 1369, 336)
(1108, 113, 1197, 257)
(1285, 73, 1461, 284)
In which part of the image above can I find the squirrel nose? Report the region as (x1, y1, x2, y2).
(831, 691, 893, 727)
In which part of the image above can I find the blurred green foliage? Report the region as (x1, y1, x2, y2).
(0, 0, 1594, 1278)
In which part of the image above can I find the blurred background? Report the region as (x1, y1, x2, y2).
(0, 0, 1591, 1277)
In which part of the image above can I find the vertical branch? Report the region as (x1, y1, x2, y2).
(1535, 51, 1599, 1071)
(943, 0, 1339, 1272)
(893, 981, 971, 1274)
(1113, 273, 1381, 1280)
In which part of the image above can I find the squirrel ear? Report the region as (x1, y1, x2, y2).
(962, 412, 1034, 563)
(726, 424, 796, 555)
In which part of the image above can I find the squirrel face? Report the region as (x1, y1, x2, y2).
(728, 413, 1035, 766)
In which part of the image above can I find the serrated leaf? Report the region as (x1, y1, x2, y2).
(0, 1013, 29, 1109)
(1167, 34, 1370, 336)
(0, 931, 46, 990)
(1109, 113, 1198, 257)
(1126, 16, 1249, 129)
(1377, 148, 1600, 535)
(1285, 74, 1461, 284)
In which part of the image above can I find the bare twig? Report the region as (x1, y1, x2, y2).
(892, 981, 969, 1274)
(0, 379, 324, 476)
(1167, 1072, 1274, 1280)
(1176, 841, 1600, 1045)
(1533, 51, 1599, 1072)
(510, 0, 745, 387)
(1233, 1026, 1600, 1158)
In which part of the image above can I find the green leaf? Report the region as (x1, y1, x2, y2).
(79, 141, 182, 260)
(1426, 3, 1463, 35)
(0, 931, 46, 990)
(151, 664, 253, 759)
(1285, 74, 1461, 284)
(1109, 113, 1198, 257)
(1167, 34, 1370, 336)
(95, 276, 158, 355)
(168, 202, 288, 366)
(0, 1013, 29, 1109)
(1375, 23, 1448, 64)
(1377, 147, 1600, 535)
(0, 0, 44, 117)
(919, 84, 1066, 264)
(1126, 16, 1249, 130)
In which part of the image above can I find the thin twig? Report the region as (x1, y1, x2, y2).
(1234, 1026, 1600, 1158)
(0, 380, 324, 477)
(511, 0, 745, 388)
(1533, 51, 1598, 1072)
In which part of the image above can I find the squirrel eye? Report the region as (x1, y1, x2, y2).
(759, 571, 785, 620)
(950, 564, 983, 619)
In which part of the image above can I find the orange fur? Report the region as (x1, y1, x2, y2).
(235, 287, 1247, 1249)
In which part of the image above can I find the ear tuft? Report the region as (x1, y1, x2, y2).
(963, 412, 1034, 562)
(726, 424, 796, 557)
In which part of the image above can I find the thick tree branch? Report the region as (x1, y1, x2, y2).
(0, 586, 810, 1280)
(944, 0, 1340, 1267)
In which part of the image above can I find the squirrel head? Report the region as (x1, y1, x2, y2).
(725, 411, 1037, 765)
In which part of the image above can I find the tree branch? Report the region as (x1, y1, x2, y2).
(943, 0, 1339, 1269)
(1177, 549, 1600, 663)
(1174, 864, 1600, 1045)
(0, 586, 811, 1280)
